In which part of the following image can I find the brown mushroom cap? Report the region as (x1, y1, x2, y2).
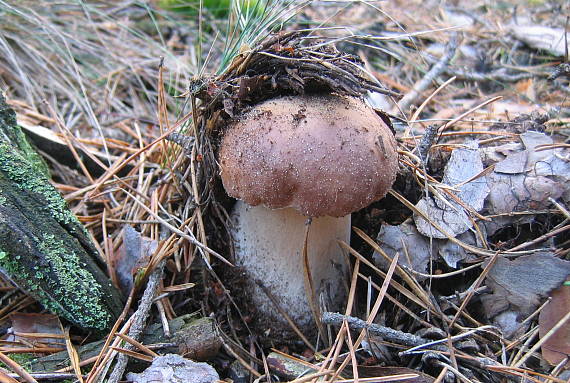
(219, 94, 398, 217)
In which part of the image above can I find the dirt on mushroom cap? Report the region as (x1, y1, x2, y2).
(219, 94, 398, 217)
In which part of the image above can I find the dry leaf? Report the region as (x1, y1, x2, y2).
(515, 78, 536, 102)
(486, 173, 562, 214)
(539, 284, 570, 366)
(7, 313, 64, 347)
(482, 254, 570, 337)
(484, 131, 569, 234)
(414, 141, 489, 239)
(437, 230, 480, 268)
(115, 226, 157, 295)
(414, 198, 473, 239)
(374, 221, 436, 278)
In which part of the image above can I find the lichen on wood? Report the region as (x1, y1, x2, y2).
(0, 92, 123, 331)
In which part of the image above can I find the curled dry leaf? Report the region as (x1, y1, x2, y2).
(115, 226, 157, 295)
(486, 173, 562, 215)
(437, 230, 480, 268)
(375, 200, 483, 273)
(539, 284, 570, 366)
(414, 197, 473, 240)
(374, 220, 435, 278)
(414, 141, 489, 239)
(374, 221, 482, 272)
(485, 131, 569, 234)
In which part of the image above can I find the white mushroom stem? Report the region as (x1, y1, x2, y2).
(231, 200, 349, 332)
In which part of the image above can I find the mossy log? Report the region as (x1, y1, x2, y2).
(0, 92, 123, 331)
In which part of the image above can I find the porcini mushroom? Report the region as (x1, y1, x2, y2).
(219, 94, 398, 333)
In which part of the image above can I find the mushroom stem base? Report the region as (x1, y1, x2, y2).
(231, 201, 349, 335)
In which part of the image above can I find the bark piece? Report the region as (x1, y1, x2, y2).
(267, 351, 318, 380)
(28, 315, 220, 373)
(509, 20, 567, 57)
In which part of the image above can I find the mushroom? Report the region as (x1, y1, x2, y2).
(219, 94, 398, 334)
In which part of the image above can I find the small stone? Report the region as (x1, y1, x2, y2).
(126, 354, 219, 383)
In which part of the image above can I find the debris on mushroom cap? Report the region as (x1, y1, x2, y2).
(219, 94, 399, 217)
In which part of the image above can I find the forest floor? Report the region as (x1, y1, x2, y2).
(0, 0, 569, 382)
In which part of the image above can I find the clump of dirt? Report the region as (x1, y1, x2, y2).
(189, 31, 399, 137)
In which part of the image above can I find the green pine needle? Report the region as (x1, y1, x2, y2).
(217, 0, 309, 74)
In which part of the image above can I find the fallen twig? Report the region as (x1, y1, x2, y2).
(321, 312, 447, 352)
(106, 261, 165, 383)
(416, 124, 440, 163)
(321, 311, 501, 371)
(397, 33, 459, 114)
(444, 67, 535, 82)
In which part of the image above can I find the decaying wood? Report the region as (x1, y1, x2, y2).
(0, 93, 123, 331)
(28, 314, 221, 373)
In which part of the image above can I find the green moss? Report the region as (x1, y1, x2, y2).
(0, 252, 28, 279)
(0, 353, 33, 372)
(0, 94, 48, 177)
(12, 127, 49, 178)
(0, 143, 78, 227)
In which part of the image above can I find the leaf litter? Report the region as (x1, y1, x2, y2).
(115, 226, 158, 295)
(482, 253, 570, 338)
(414, 141, 490, 239)
(0, 0, 569, 382)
